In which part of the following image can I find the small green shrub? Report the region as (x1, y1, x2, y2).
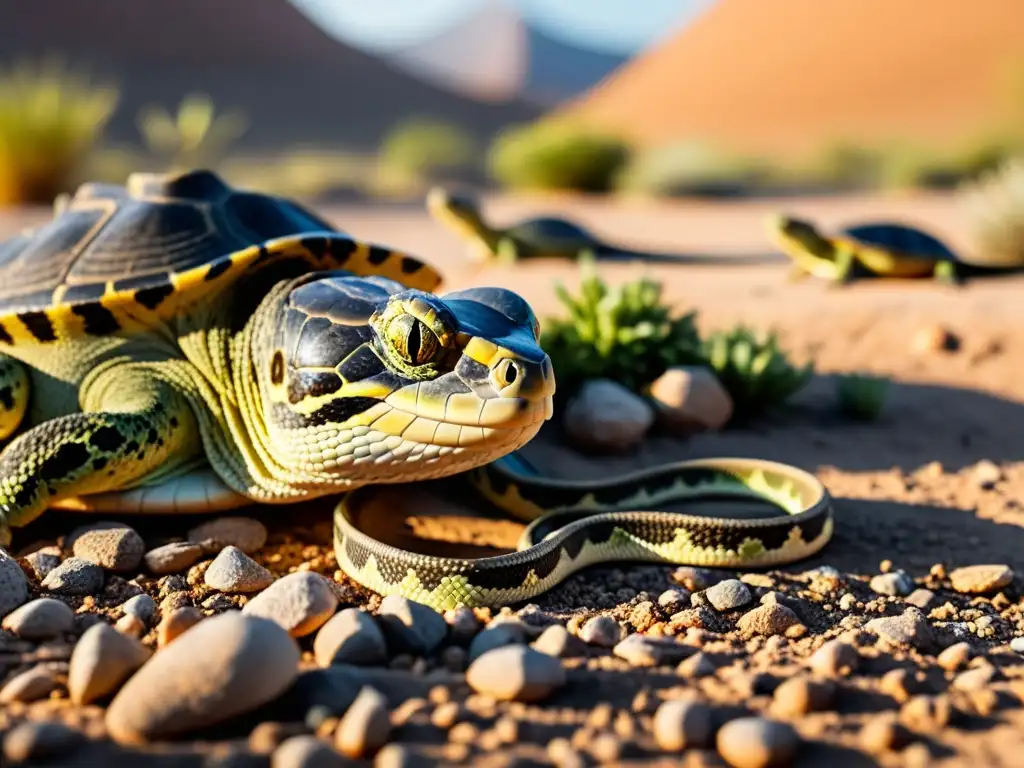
(700, 326, 813, 421)
(615, 141, 766, 197)
(0, 60, 119, 204)
(834, 373, 889, 422)
(378, 117, 476, 181)
(137, 93, 248, 171)
(539, 254, 703, 402)
(958, 156, 1024, 265)
(487, 121, 630, 192)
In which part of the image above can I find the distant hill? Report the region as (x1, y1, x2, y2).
(557, 0, 1024, 156)
(0, 0, 541, 153)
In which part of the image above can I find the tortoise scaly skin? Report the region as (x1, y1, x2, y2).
(0, 169, 834, 610)
(765, 214, 1024, 285)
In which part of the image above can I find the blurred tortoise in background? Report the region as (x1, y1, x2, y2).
(765, 214, 1024, 285)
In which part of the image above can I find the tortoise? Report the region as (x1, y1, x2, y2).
(0, 169, 833, 611)
(426, 186, 776, 266)
(0, 168, 555, 545)
(764, 214, 1023, 285)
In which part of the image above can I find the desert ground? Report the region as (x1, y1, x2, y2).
(2, 191, 1024, 767)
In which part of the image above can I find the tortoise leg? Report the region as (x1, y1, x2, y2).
(0, 361, 203, 545)
(0, 356, 30, 443)
(829, 245, 859, 286)
(933, 260, 965, 286)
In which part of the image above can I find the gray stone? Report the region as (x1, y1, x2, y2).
(41, 557, 104, 595)
(69, 622, 152, 705)
(2, 721, 86, 764)
(1, 597, 74, 640)
(0, 666, 59, 703)
(468, 622, 525, 662)
(376, 595, 448, 656)
(69, 523, 145, 572)
(272, 735, 348, 767)
(579, 615, 621, 647)
(870, 570, 915, 597)
(705, 579, 753, 611)
(313, 608, 387, 667)
(613, 633, 694, 667)
(120, 594, 156, 624)
(532, 624, 586, 658)
(716, 717, 801, 768)
(562, 379, 654, 453)
(242, 571, 338, 638)
(865, 608, 936, 651)
(23, 547, 61, 581)
(466, 645, 566, 702)
(652, 699, 714, 750)
(188, 517, 267, 554)
(204, 546, 274, 593)
(0, 548, 29, 618)
(334, 686, 391, 759)
(144, 542, 204, 575)
(905, 588, 936, 610)
(648, 366, 733, 434)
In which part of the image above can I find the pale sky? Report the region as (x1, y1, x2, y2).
(289, 0, 715, 55)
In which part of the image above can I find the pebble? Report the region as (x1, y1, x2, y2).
(705, 579, 752, 611)
(613, 633, 693, 667)
(1, 597, 75, 639)
(870, 570, 914, 597)
(0, 665, 59, 703)
(533, 624, 586, 658)
(562, 379, 654, 453)
(158, 606, 203, 646)
(678, 652, 717, 678)
(838, 593, 857, 611)
(736, 603, 801, 637)
(905, 588, 936, 610)
(105, 612, 300, 744)
(441, 645, 467, 672)
(899, 695, 951, 732)
(1010, 637, 1024, 654)
(809, 639, 859, 678)
(116, 614, 146, 637)
(144, 541, 204, 575)
(652, 699, 714, 750)
(120, 593, 156, 624)
(949, 564, 1014, 594)
(952, 665, 995, 692)
(658, 588, 691, 613)
(69, 622, 152, 705)
(374, 744, 431, 768)
(205, 545, 275, 593)
(468, 621, 525, 661)
(272, 735, 347, 767)
(188, 516, 268, 554)
(334, 686, 391, 759)
(865, 608, 936, 651)
(937, 641, 973, 672)
(0, 547, 29, 618)
(40, 557, 104, 595)
(771, 676, 835, 716)
(716, 717, 800, 768)
(444, 607, 480, 643)
(674, 566, 722, 592)
(243, 571, 339, 638)
(971, 459, 1003, 489)
(313, 608, 388, 667)
(466, 645, 566, 702)
(2, 721, 86, 764)
(23, 547, 61, 581)
(375, 595, 447, 655)
(579, 615, 621, 647)
(859, 715, 911, 755)
(589, 732, 623, 763)
(69, 523, 145, 572)
(648, 365, 734, 434)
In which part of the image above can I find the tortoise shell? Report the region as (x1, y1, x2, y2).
(838, 222, 959, 262)
(0, 169, 441, 345)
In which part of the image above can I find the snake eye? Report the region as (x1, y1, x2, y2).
(386, 314, 440, 366)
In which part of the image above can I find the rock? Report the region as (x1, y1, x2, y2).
(144, 542, 204, 575)
(188, 517, 268, 554)
(313, 608, 387, 667)
(705, 579, 753, 611)
(613, 633, 693, 667)
(158, 606, 203, 646)
(334, 686, 391, 759)
(2, 721, 86, 764)
(905, 588, 936, 610)
(952, 665, 995, 692)
(865, 608, 936, 651)
(468, 622, 525, 662)
(771, 676, 836, 716)
(374, 744, 431, 768)
(375, 595, 447, 655)
(466, 645, 566, 702)
(1010, 637, 1024, 654)
(532, 624, 586, 658)
(205, 546, 275, 593)
(678, 652, 717, 678)
(716, 717, 800, 768)
(736, 603, 801, 637)
(0, 548, 29, 618)
(23, 547, 61, 581)
(105, 612, 300, 744)
(443, 607, 480, 644)
(937, 641, 973, 672)
(272, 735, 347, 767)
(648, 366, 733, 434)
(562, 379, 654, 453)
(0, 665, 59, 703)
(1, 597, 74, 639)
(970, 460, 1003, 489)
(870, 571, 914, 597)
(899, 695, 951, 733)
(40, 557, 104, 595)
(809, 639, 859, 678)
(579, 615, 621, 647)
(120, 593, 156, 624)
(949, 565, 1013, 594)
(657, 588, 691, 614)
(68, 622, 152, 705)
(242, 571, 338, 638)
(116, 614, 146, 637)
(859, 715, 911, 755)
(652, 699, 714, 750)
(69, 523, 145, 572)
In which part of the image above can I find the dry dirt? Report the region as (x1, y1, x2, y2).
(2, 191, 1024, 766)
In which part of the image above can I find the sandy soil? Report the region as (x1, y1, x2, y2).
(2, 191, 1024, 766)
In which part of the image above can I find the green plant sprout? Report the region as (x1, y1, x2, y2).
(834, 373, 890, 422)
(137, 93, 248, 171)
